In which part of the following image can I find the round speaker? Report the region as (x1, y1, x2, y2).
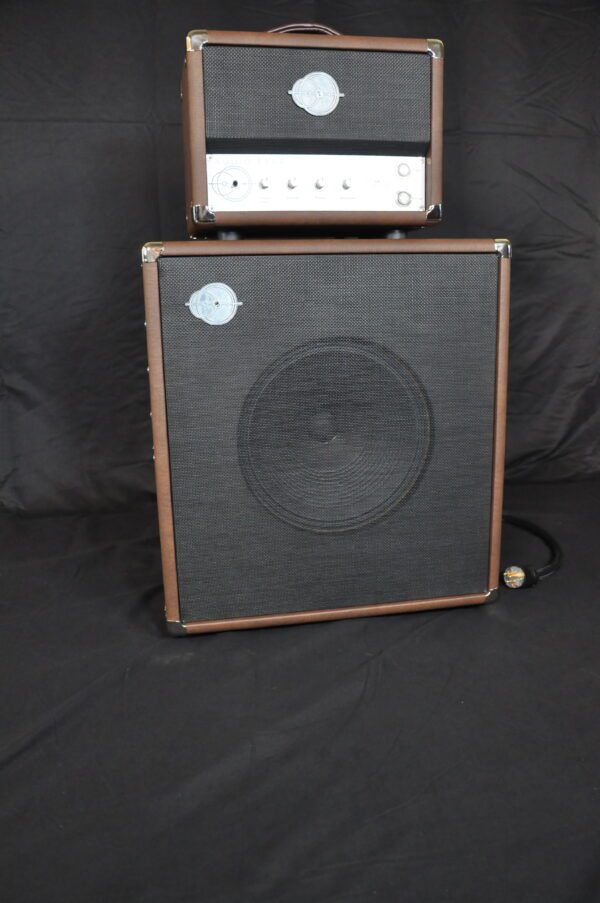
(238, 338, 432, 532)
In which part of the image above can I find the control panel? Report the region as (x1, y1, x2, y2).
(205, 154, 426, 213)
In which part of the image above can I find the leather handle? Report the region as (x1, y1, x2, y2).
(268, 23, 341, 36)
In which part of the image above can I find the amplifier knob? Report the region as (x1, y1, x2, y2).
(342, 178, 352, 189)
(259, 177, 269, 189)
(287, 177, 297, 189)
(397, 191, 412, 206)
(315, 177, 325, 189)
(398, 162, 411, 177)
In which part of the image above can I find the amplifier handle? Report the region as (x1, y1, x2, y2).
(268, 23, 341, 36)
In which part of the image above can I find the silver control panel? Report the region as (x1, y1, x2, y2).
(206, 154, 426, 213)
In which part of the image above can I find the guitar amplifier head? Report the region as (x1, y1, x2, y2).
(181, 28, 444, 234)
(141, 238, 511, 635)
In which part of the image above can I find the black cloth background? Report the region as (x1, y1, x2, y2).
(1, 0, 599, 513)
(1, 2, 600, 902)
(2, 481, 600, 902)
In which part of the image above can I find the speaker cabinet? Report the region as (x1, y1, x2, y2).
(181, 30, 443, 233)
(142, 239, 510, 635)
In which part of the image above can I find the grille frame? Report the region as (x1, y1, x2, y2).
(142, 239, 510, 635)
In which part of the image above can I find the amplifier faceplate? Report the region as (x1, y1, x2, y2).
(206, 153, 426, 212)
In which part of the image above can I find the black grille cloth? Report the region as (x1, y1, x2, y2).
(238, 337, 432, 532)
(157, 252, 498, 623)
(202, 46, 431, 153)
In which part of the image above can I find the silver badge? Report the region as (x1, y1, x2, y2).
(186, 283, 242, 325)
(289, 71, 344, 116)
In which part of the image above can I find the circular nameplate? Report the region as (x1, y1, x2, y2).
(289, 71, 343, 116)
(186, 283, 242, 325)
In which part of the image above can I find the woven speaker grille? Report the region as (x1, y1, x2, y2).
(202, 46, 431, 153)
(157, 252, 498, 623)
(238, 338, 431, 532)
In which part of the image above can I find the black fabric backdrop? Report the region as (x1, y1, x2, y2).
(1, 0, 599, 514)
(1, 2, 600, 902)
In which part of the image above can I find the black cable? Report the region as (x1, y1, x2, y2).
(500, 514, 562, 589)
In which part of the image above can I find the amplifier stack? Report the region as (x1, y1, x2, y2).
(142, 23, 511, 635)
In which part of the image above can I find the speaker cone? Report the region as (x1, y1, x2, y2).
(238, 338, 432, 532)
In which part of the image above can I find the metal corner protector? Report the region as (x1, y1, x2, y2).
(141, 242, 165, 264)
(426, 203, 442, 222)
(186, 31, 209, 51)
(191, 204, 216, 224)
(427, 39, 444, 59)
(166, 620, 188, 637)
(494, 238, 512, 258)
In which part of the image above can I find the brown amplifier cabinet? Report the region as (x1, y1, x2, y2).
(181, 28, 444, 235)
(141, 238, 510, 635)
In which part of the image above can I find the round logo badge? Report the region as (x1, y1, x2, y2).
(186, 283, 242, 325)
(289, 72, 343, 116)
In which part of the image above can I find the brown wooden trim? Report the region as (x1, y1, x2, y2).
(195, 211, 431, 230)
(195, 30, 430, 53)
(487, 255, 511, 589)
(155, 238, 496, 257)
(182, 46, 208, 229)
(142, 262, 181, 624)
(427, 55, 443, 209)
(179, 592, 490, 634)
(181, 61, 193, 233)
